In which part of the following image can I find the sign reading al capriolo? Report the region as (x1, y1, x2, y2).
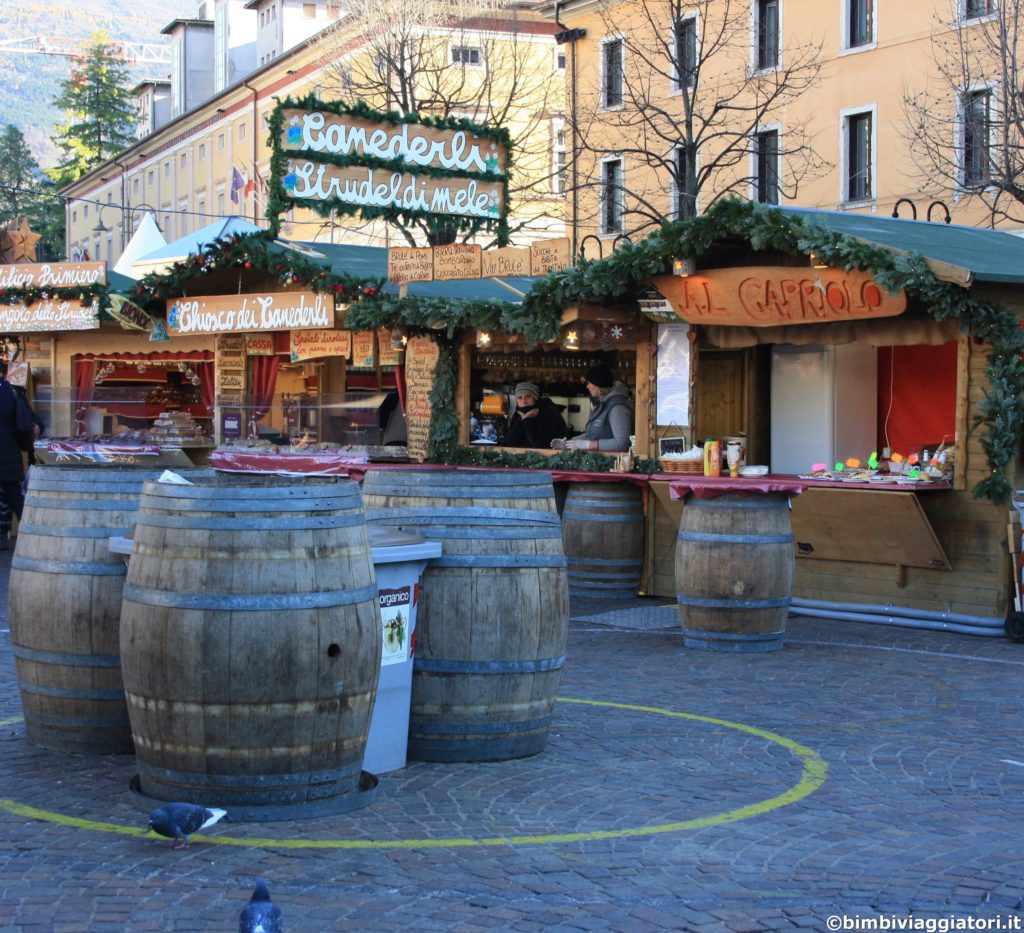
(273, 100, 509, 225)
(166, 291, 335, 336)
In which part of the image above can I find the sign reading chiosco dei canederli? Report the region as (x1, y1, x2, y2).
(166, 291, 335, 336)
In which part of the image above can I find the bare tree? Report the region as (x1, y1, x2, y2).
(314, 0, 565, 246)
(902, 1, 1024, 227)
(572, 0, 826, 235)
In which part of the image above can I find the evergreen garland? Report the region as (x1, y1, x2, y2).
(522, 199, 1024, 503)
(266, 96, 512, 243)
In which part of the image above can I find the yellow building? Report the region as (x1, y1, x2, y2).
(543, 0, 1022, 251)
(62, 1, 566, 266)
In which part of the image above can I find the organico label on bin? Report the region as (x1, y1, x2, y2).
(380, 586, 411, 665)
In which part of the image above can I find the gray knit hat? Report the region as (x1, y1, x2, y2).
(514, 382, 540, 399)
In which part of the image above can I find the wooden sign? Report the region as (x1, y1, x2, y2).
(217, 335, 246, 352)
(434, 243, 481, 280)
(648, 266, 907, 327)
(388, 247, 433, 285)
(166, 291, 335, 335)
(290, 329, 352, 362)
(530, 239, 571, 276)
(482, 246, 530, 278)
(378, 329, 402, 366)
(279, 109, 508, 175)
(0, 262, 106, 290)
(283, 163, 504, 221)
(0, 299, 99, 332)
(218, 370, 245, 391)
(404, 335, 439, 461)
(246, 334, 275, 355)
(351, 331, 375, 368)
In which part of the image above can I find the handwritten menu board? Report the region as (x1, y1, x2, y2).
(404, 335, 439, 462)
(378, 329, 402, 367)
(351, 331, 375, 368)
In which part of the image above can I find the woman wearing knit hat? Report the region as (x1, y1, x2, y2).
(552, 363, 633, 452)
(504, 382, 569, 449)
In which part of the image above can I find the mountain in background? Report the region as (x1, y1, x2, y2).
(0, 0, 199, 168)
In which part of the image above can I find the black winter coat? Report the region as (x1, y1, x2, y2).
(0, 380, 27, 482)
(503, 397, 569, 449)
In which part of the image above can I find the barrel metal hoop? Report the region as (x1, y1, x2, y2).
(25, 711, 131, 728)
(13, 645, 121, 668)
(140, 496, 360, 514)
(430, 555, 568, 569)
(681, 627, 784, 642)
(677, 594, 792, 609)
(365, 471, 551, 489)
(12, 556, 125, 576)
(366, 507, 559, 525)
(410, 715, 553, 735)
(566, 556, 644, 567)
(26, 498, 136, 511)
(677, 531, 793, 545)
(562, 510, 643, 523)
(122, 582, 378, 611)
(16, 522, 130, 539)
(414, 655, 565, 674)
(136, 759, 362, 789)
(137, 513, 365, 531)
(18, 682, 126, 701)
(408, 527, 563, 541)
(142, 483, 357, 501)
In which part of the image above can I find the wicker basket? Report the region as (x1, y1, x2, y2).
(660, 458, 703, 474)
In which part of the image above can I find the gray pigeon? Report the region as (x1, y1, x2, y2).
(147, 802, 227, 848)
(239, 878, 283, 933)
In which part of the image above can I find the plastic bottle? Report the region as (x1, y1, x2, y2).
(703, 438, 721, 477)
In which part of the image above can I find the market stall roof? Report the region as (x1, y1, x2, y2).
(779, 208, 1024, 287)
(131, 217, 264, 277)
(299, 241, 543, 302)
(113, 212, 166, 279)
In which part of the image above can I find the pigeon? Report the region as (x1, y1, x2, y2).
(239, 878, 284, 933)
(146, 802, 227, 848)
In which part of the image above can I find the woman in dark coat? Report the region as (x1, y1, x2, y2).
(503, 382, 569, 449)
(0, 362, 37, 547)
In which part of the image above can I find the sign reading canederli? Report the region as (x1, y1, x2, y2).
(166, 291, 335, 335)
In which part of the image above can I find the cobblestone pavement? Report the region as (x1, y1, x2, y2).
(1, 547, 1023, 932)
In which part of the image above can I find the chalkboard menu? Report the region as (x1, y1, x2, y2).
(404, 336, 439, 461)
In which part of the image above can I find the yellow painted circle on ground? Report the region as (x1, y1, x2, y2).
(0, 697, 827, 849)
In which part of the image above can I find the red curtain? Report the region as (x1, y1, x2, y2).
(73, 359, 95, 436)
(249, 354, 280, 422)
(876, 344, 957, 455)
(197, 360, 215, 414)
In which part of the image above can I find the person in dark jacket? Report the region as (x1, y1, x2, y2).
(552, 363, 633, 452)
(503, 382, 569, 449)
(0, 361, 36, 548)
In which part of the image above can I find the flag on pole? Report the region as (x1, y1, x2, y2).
(230, 167, 245, 204)
(243, 173, 255, 199)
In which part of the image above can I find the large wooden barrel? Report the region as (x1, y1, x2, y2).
(675, 492, 794, 652)
(362, 468, 569, 762)
(8, 466, 207, 754)
(119, 475, 381, 817)
(561, 482, 644, 598)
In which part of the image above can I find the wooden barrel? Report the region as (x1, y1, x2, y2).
(362, 468, 569, 762)
(561, 482, 644, 598)
(119, 475, 381, 816)
(8, 466, 207, 754)
(675, 492, 794, 652)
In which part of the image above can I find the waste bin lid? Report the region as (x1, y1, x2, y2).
(367, 525, 426, 548)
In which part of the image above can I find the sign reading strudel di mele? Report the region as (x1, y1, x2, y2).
(278, 105, 507, 222)
(166, 291, 335, 336)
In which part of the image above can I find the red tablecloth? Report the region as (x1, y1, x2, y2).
(209, 450, 368, 476)
(668, 475, 808, 500)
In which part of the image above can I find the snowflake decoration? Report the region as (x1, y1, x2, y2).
(611, 325, 624, 339)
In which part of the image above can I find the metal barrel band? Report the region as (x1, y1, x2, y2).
(414, 655, 565, 674)
(566, 555, 645, 567)
(18, 682, 126, 701)
(16, 522, 132, 539)
(24, 710, 131, 728)
(677, 593, 792, 609)
(136, 759, 363, 790)
(677, 531, 794, 545)
(139, 496, 361, 513)
(411, 527, 563, 541)
(136, 513, 365, 531)
(430, 554, 568, 569)
(366, 507, 560, 525)
(142, 483, 357, 501)
(12, 556, 126, 576)
(562, 510, 644, 523)
(688, 496, 790, 510)
(410, 715, 554, 735)
(13, 645, 121, 668)
(26, 498, 137, 511)
(122, 582, 378, 611)
(366, 472, 551, 489)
